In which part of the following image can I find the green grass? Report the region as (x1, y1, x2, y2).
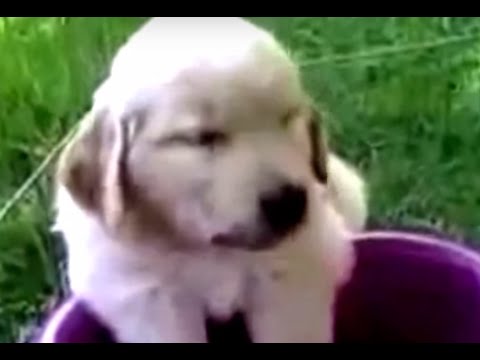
(1, 17, 480, 342)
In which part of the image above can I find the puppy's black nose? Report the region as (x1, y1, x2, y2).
(259, 184, 307, 237)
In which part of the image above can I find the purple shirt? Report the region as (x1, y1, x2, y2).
(36, 230, 480, 343)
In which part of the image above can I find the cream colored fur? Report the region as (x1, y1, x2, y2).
(54, 17, 367, 343)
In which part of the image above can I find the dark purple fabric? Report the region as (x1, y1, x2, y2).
(47, 300, 115, 343)
(335, 237, 480, 342)
(37, 232, 480, 343)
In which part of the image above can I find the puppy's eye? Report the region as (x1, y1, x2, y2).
(160, 130, 229, 149)
(194, 130, 229, 148)
(162, 130, 228, 149)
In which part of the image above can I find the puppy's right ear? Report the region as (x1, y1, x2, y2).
(56, 110, 107, 212)
(57, 106, 136, 230)
(57, 106, 131, 223)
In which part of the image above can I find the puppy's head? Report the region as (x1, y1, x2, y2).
(56, 18, 330, 251)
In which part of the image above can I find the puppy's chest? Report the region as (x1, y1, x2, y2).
(170, 254, 252, 319)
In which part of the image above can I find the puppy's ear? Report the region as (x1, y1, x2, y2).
(288, 107, 329, 183)
(56, 110, 104, 212)
(307, 110, 329, 184)
(56, 109, 130, 226)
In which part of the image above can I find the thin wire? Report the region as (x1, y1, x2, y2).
(300, 31, 480, 68)
(0, 123, 80, 223)
(2, 31, 480, 223)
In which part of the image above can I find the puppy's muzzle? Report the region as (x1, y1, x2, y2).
(212, 183, 307, 251)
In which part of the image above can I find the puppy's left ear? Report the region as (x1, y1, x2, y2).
(307, 110, 329, 184)
(288, 107, 329, 183)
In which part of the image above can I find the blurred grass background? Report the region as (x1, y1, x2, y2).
(1, 17, 480, 342)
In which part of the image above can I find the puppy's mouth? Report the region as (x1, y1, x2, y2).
(211, 230, 287, 251)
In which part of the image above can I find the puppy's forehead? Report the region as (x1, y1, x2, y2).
(110, 17, 277, 79)
(94, 17, 305, 125)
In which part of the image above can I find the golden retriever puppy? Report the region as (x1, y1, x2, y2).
(53, 17, 367, 343)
